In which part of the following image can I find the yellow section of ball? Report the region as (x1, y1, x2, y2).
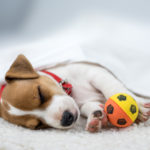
(110, 93, 139, 122)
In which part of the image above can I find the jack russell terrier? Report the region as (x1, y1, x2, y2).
(0, 54, 150, 132)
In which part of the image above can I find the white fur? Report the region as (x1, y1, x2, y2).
(48, 63, 150, 130)
(49, 63, 132, 104)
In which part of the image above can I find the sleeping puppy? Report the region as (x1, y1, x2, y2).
(0, 54, 150, 132)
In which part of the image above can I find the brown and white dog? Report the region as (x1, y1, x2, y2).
(0, 54, 150, 132)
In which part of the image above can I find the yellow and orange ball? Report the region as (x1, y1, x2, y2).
(104, 93, 139, 128)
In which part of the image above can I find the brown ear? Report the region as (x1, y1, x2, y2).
(5, 54, 39, 82)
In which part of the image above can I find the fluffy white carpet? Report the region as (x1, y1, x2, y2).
(0, 14, 150, 150)
(0, 116, 150, 150)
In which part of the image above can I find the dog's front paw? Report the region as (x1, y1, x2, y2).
(86, 110, 108, 133)
(136, 103, 150, 122)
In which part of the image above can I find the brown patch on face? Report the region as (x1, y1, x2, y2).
(1, 75, 65, 129)
(2, 80, 41, 110)
(0, 54, 65, 129)
(37, 76, 65, 110)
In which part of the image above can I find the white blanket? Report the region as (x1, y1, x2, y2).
(0, 40, 85, 84)
(0, 14, 150, 150)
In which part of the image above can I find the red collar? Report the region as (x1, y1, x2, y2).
(41, 70, 72, 95)
(0, 84, 6, 100)
(0, 71, 72, 100)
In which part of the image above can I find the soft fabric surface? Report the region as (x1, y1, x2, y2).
(0, 14, 150, 150)
(0, 116, 150, 150)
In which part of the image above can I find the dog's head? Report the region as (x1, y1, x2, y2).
(0, 55, 79, 129)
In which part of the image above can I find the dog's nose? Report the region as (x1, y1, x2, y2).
(61, 111, 74, 126)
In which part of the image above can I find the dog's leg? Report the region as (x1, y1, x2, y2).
(91, 67, 150, 122)
(80, 101, 108, 132)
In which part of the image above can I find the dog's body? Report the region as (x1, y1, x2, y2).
(0, 55, 150, 132)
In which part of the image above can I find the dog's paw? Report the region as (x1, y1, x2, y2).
(136, 102, 150, 122)
(86, 110, 108, 133)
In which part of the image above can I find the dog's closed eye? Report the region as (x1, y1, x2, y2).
(38, 86, 45, 104)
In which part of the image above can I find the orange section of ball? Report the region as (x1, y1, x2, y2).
(104, 98, 133, 127)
